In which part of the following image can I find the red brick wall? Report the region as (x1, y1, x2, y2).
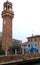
(2, 15, 12, 51)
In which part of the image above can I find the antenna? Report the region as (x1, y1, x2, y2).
(32, 34, 33, 36)
(7, 0, 8, 1)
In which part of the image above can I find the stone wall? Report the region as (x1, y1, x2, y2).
(0, 54, 40, 64)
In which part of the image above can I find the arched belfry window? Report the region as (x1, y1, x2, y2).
(9, 6, 12, 10)
(4, 7, 6, 10)
(4, 5, 7, 10)
(7, 5, 12, 10)
(8, 6, 9, 9)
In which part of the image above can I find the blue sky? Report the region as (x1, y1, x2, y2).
(0, 0, 40, 42)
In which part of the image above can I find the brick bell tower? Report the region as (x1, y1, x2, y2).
(2, 0, 14, 54)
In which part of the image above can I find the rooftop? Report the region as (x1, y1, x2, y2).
(27, 35, 40, 39)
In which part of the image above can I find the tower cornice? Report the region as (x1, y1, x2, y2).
(2, 10, 14, 18)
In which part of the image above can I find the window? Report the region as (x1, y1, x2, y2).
(8, 6, 12, 10)
(35, 39, 37, 42)
(31, 39, 32, 42)
(28, 39, 30, 42)
(28, 44, 30, 47)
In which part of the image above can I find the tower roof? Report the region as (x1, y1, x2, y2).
(4, 0, 12, 7)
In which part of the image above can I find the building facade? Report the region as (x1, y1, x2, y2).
(24, 35, 40, 48)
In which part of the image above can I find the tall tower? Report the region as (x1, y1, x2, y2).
(2, 1, 14, 54)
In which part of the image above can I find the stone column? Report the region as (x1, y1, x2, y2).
(25, 46, 28, 54)
(22, 47, 24, 54)
(5, 50, 7, 56)
(15, 49, 17, 55)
